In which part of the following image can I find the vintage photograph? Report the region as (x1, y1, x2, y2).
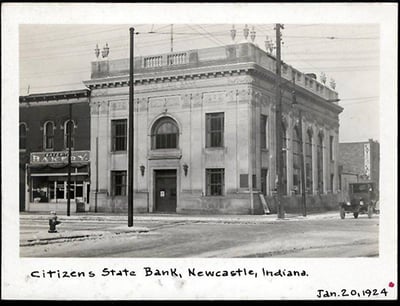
(18, 22, 380, 258)
(2, 3, 397, 300)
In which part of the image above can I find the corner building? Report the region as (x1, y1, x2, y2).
(84, 42, 343, 214)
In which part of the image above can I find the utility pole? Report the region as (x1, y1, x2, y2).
(292, 74, 307, 216)
(275, 23, 285, 219)
(128, 27, 135, 227)
(67, 103, 72, 217)
(170, 24, 173, 52)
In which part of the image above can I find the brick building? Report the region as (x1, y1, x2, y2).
(338, 139, 380, 197)
(19, 90, 91, 212)
(83, 41, 343, 214)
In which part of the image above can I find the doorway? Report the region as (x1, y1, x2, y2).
(154, 169, 177, 212)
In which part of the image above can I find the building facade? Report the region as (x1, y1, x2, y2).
(19, 90, 91, 212)
(84, 42, 343, 214)
(338, 139, 380, 198)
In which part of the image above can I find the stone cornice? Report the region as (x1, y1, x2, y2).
(83, 62, 257, 90)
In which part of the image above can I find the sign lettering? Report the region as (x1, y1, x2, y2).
(30, 151, 90, 164)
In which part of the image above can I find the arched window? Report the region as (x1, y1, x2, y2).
(44, 121, 54, 150)
(19, 123, 27, 150)
(317, 132, 324, 194)
(305, 129, 313, 194)
(64, 120, 75, 149)
(292, 126, 301, 194)
(151, 117, 179, 149)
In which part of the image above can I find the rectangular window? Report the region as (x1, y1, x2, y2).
(111, 171, 127, 196)
(329, 135, 334, 161)
(260, 115, 267, 149)
(206, 168, 224, 196)
(111, 119, 127, 151)
(206, 113, 224, 147)
(330, 173, 334, 193)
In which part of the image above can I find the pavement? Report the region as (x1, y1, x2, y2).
(20, 211, 341, 247)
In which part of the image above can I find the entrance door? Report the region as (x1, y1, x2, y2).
(155, 170, 177, 212)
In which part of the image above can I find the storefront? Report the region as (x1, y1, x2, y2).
(26, 150, 90, 212)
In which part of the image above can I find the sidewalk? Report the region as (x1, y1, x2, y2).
(20, 211, 340, 247)
(20, 211, 339, 223)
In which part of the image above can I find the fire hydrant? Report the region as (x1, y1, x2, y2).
(48, 211, 61, 233)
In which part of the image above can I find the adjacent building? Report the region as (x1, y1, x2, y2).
(83, 42, 343, 214)
(338, 139, 380, 197)
(19, 90, 91, 212)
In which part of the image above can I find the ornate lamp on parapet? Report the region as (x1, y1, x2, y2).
(102, 43, 110, 58)
(265, 36, 274, 54)
(320, 72, 327, 84)
(250, 26, 256, 43)
(230, 25, 237, 42)
(94, 44, 100, 59)
(329, 78, 336, 90)
(243, 24, 249, 41)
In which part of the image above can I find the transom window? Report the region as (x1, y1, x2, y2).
(151, 117, 179, 149)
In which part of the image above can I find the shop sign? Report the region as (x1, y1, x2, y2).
(30, 151, 90, 164)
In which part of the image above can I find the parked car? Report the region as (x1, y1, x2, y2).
(339, 182, 378, 219)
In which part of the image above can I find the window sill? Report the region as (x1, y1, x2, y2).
(111, 150, 127, 154)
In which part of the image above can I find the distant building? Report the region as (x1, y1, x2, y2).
(338, 139, 380, 197)
(84, 41, 343, 214)
(19, 90, 91, 212)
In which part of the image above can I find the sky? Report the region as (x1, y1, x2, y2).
(18, 13, 382, 144)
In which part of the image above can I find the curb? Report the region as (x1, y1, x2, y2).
(20, 227, 150, 247)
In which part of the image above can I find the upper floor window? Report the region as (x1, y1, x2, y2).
(43, 121, 54, 150)
(111, 119, 127, 152)
(19, 123, 27, 150)
(151, 117, 179, 149)
(260, 115, 268, 149)
(329, 135, 334, 161)
(292, 126, 301, 194)
(64, 120, 75, 149)
(206, 112, 224, 148)
(317, 132, 324, 193)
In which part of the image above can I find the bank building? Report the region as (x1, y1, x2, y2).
(83, 27, 343, 215)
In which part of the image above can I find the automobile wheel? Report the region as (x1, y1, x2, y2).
(353, 212, 359, 219)
(368, 205, 373, 218)
(340, 207, 345, 219)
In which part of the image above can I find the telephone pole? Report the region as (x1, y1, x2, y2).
(128, 27, 135, 227)
(275, 23, 285, 219)
(67, 103, 72, 217)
